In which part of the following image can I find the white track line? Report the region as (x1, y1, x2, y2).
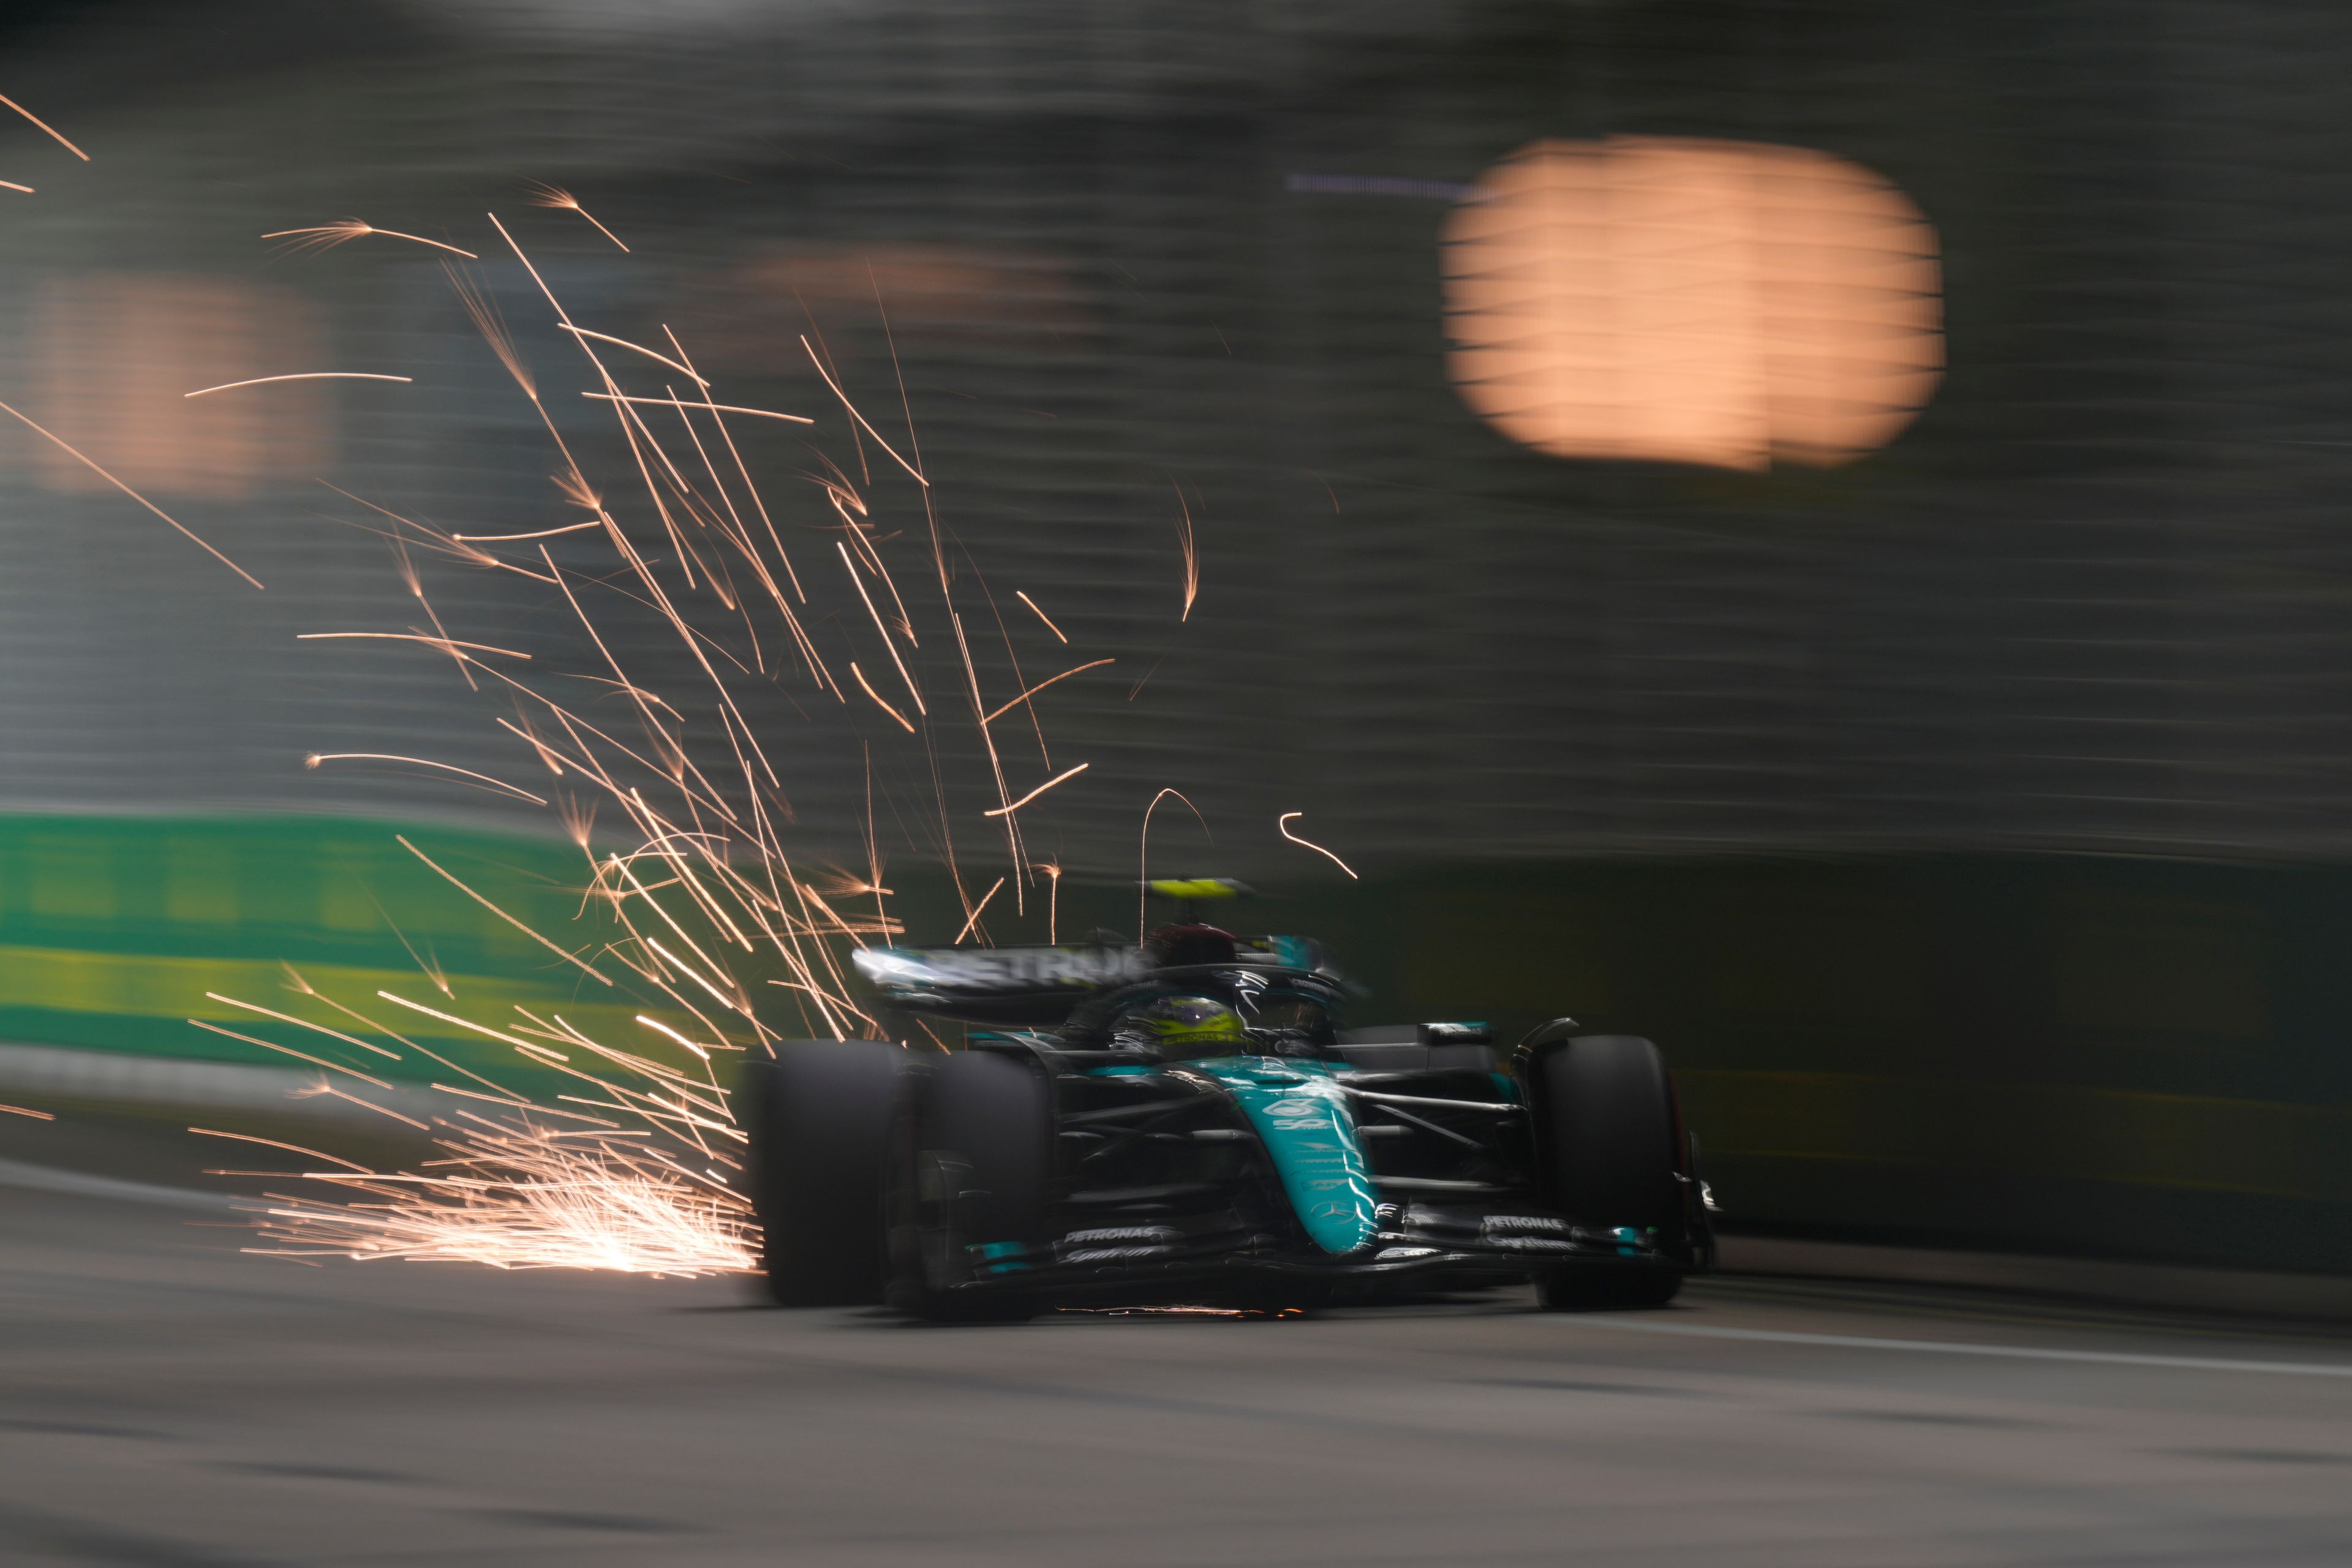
(0, 1156, 236, 1212)
(1578, 1316, 2352, 1378)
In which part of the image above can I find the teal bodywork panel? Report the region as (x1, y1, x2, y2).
(1191, 1057, 1379, 1255)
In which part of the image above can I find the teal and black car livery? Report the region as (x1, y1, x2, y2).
(741, 925, 1717, 1321)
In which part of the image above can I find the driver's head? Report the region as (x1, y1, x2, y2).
(1113, 993, 1247, 1057)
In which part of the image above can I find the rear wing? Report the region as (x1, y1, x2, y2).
(851, 944, 1148, 1025)
(850, 935, 1339, 1025)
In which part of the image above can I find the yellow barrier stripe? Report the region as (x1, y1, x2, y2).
(0, 943, 655, 1049)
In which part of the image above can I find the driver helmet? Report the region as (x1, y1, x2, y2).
(1114, 993, 1247, 1055)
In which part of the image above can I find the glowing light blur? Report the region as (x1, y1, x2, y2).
(1441, 136, 1942, 471)
(31, 275, 329, 500)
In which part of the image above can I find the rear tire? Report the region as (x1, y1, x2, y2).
(888, 1050, 1052, 1324)
(1529, 1034, 1686, 1313)
(742, 1041, 903, 1307)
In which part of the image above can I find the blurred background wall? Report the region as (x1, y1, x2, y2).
(1, 0, 2347, 1270)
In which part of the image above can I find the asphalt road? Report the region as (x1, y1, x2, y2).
(2, 1142, 2348, 1566)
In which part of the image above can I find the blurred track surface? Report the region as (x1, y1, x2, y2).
(2, 1163, 2349, 1566)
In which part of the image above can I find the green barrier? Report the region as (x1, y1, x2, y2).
(0, 813, 698, 1091)
(4, 816, 2346, 1275)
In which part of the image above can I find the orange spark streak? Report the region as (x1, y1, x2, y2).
(675, 331, 809, 607)
(799, 336, 926, 486)
(839, 543, 924, 714)
(185, 373, 412, 398)
(524, 181, 630, 252)
(263, 219, 475, 258)
(557, 325, 707, 385)
(1015, 590, 1066, 643)
(579, 392, 812, 424)
(396, 835, 612, 986)
(836, 495, 918, 647)
(1277, 812, 1359, 879)
(980, 660, 1114, 726)
(953, 878, 1006, 944)
(445, 263, 539, 406)
(391, 541, 478, 693)
(188, 1020, 394, 1090)
(450, 522, 602, 542)
(950, 608, 1027, 897)
(1127, 653, 1169, 701)
(297, 633, 530, 658)
(0, 94, 87, 160)
(643, 937, 741, 1015)
(1138, 788, 1210, 941)
(1174, 484, 1199, 621)
(306, 753, 547, 805)
(205, 992, 402, 1060)
(316, 480, 499, 570)
(0, 400, 262, 589)
(1, 181, 31, 195)
(189, 1128, 375, 1174)
(850, 662, 916, 733)
(292, 1082, 429, 1131)
(635, 1016, 716, 1061)
(374, 991, 536, 1052)
(981, 763, 1090, 818)
(604, 852, 747, 995)
(0, 1104, 53, 1120)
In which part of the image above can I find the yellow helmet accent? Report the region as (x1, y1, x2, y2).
(1127, 995, 1246, 1046)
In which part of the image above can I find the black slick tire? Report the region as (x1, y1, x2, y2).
(888, 1050, 1052, 1324)
(1529, 1034, 1686, 1312)
(742, 1040, 903, 1307)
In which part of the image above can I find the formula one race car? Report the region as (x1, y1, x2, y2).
(741, 890, 1714, 1321)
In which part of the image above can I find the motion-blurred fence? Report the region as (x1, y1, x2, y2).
(2, 0, 2349, 1272)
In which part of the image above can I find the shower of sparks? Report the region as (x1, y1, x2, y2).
(1277, 812, 1358, 879)
(262, 219, 478, 258)
(186, 373, 414, 398)
(0, 93, 88, 160)
(241, 1127, 756, 1276)
(524, 181, 630, 252)
(175, 206, 1180, 1278)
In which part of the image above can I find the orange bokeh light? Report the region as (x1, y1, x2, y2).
(1441, 136, 1943, 472)
(28, 275, 328, 499)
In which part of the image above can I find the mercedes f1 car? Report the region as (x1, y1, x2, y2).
(742, 893, 1714, 1321)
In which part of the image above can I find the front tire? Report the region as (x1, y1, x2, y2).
(887, 1050, 1053, 1324)
(742, 1040, 903, 1307)
(1528, 1033, 1687, 1313)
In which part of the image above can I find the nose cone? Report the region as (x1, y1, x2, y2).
(1201, 1061, 1379, 1255)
